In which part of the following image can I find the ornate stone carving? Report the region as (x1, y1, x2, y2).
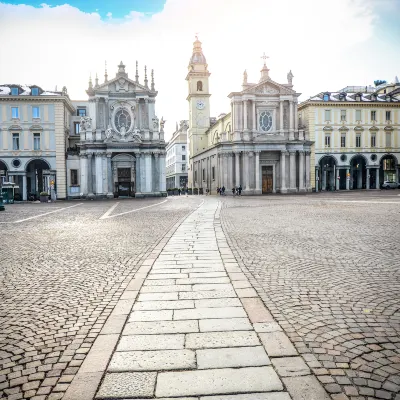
(255, 85, 279, 94)
(80, 116, 92, 132)
(258, 101, 279, 107)
(152, 116, 159, 131)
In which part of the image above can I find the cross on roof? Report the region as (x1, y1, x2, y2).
(261, 52, 269, 65)
(195, 32, 199, 40)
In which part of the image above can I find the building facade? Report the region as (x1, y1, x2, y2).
(299, 80, 400, 191)
(166, 121, 189, 189)
(187, 37, 313, 194)
(0, 84, 74, 200)
(67, 62, 166, 199)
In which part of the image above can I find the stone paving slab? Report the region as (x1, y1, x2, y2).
(271, 357, 311, 377)
(123, 320, 199, 335)
(196, 346, 270, 369)
(179, 289, 236, 300)
(133, 300, 195, 310)
(174, 306, 246, 320)
(108, 350, 196, 371)
(156, 367, 283, 397)
(96, 372, 156, 398)
(198, 318, 253, 332)
(185, 331, 260, 349)
(259, 332, 298, 357)
(117, 334, 185, 351)
(282, 375, 331, 400)
(201, 394, 292, 400)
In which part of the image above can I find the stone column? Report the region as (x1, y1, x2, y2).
(107, 153, 113, 196)
(305, 151, 310, 191)
(95, 152, 103, 195)
(80, 154, 88, 196)
(289, 151, 297, 191)
(153, 152, 159, 192)
(223, 154, 228, 189)
(294, 101, 298, 132)
(336, 169, 340, 191)
(95, 98, 101, 141)
(102, 152, 108, 195)
(243, 100, 248, 131)
(87, 152, 94, 197)
(289, 101, 294, 140)
(22, 174, 27, 200)
(247, 152, 253, 192)
(159, 152, 166, 192)
(299, 150, 305, 192)
(252, 101, 256, 131)
(322, 169, 327, 191)
(243, 152, 249, 191)
(255, 151, 260, 193)
(357, 167, 362, 189)
(280, 151, 287, 193)
(315, 166, 320, 192)
(235, 152, 240, 187)
(280, 100, 284, 134)
(145, 153, 152, 192)
(140, 153, 146, 192)
(227, 153, 233, 189)
(376, 167, 380, 189)
(346, 168, 350, 190)
(366, 168, 370, 190)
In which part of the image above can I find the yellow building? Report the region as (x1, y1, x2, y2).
(299, 79, 400, 190)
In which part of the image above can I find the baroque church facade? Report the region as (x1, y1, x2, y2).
(187, 37, 313, 194)
(67, 61, 166, 198)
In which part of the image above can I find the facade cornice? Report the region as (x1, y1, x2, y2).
(299, 101, 400, 110)
(0, 95, 75, 113)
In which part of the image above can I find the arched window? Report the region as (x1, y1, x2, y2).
(197, 81, 203, 91)
(259, 111, 273, 132)
(323, 94, 329, 101)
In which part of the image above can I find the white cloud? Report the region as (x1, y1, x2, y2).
(0, 0, 397, 141)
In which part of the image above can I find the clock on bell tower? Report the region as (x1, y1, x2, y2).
(186, 36, 211, 168)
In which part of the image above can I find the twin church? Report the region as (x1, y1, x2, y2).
(186, 37, 313, 194)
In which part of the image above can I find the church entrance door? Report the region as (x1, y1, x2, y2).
(117, 168, 131, 197)
(262, 166, 273, 194)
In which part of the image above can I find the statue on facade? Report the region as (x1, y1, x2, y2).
(85, 117, 91, 129)
(132, 129, 142, 142)
(152, 116, 159, 131)
(160, 117, 166, 132)
(120, 123, 127, 140)
(105, 124, 113, 141)
(287, 70, 294, 85)
(80, 117, 86, 132)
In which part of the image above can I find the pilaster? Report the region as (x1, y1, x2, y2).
(299, 150, 305, 192)
(280, 150, 288, 193)
(289, 150, 297, 192)
(254, 151, 261, 194)
(106, 152, 113, 197)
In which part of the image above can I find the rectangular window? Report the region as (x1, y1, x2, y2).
(356, 110, 362, 121)
(33, 133, 41, 150)
(182, 155, 186, 161)
(182, 145, 185, 151)
(11, 87, 18, 95)
(11, 107, 19, 118)
(202, 168, 205, 181)
(181, 164, 185, 172)
(74, 122, 80, 134)
(212, 166, 215, 180)
(70, 169, 78, 185)
(31, 87, 39, 96)
(32, 106, 40, 118)
(356, 134, 361, 148)
(194, 170, 197, 183)
(12, 133, 20, 150)
(371, 134, 376, 148)
(371, 110, 376, 121)
(340, 110, 346, 121)
(77, 108, 86, 117)
(324, 110, 331, 121)
(386, 132, 391, 147)
(341, 134, 346, 148)
(325, 135, 330, 147)
(386, 111, 391, 121)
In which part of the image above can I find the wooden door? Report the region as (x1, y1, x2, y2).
(262, 166, 273, 193)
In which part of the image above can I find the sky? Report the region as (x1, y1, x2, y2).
(0, 0, 399, 141)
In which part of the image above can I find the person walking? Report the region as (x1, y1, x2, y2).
(238, 185, 242, 196)
(232, 187, 235, 196)
(222, 186, 225, 196)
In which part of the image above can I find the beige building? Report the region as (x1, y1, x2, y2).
(0, 84, 74, 200)
(186, 37, 313, 194)
(299, 79, 400, 191)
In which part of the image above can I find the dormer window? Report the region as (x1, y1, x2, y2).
(323, 94, 329, 101)
(386, 95, 391, 102)
(11, 87, 19, 96)
(371, 94, 377, 101)
(355, 94, 362, 101)
(31, 87, 39, 96)
(339, 93, 346, 101)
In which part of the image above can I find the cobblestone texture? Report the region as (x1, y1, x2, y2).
(0, 198, 201, 399)
(221, 192, 400, 400)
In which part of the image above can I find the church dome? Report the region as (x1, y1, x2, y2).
(189, 37, 207, 65)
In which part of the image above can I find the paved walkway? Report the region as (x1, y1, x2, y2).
(65, 198, 331, 400)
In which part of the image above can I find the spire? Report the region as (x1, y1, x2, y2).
(259, 52, 270, 82)
(117, 61, 127, 78)
(135, 61, 139, 83)
(242, 70, 248, 89)
(176, 121, 178, 131)
(189, 34, 207, 66)
(151, 69, 155, 91)
(104, 61, 108, 82)
(88, 73, 93, 90)
(144, 65, 148, 88)
(95, 73, 99, 87)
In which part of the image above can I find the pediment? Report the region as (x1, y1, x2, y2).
(29, 124, 43, 131)
(242, 78, 296, 95)
(8, 124, 23, 131)
(96, 76, 150, 93)
(369, 126, 379, 132)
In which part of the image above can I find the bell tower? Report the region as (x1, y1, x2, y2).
(186, 36, 211, 187)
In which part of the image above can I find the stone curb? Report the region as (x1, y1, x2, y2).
(63, 199, 205, 400)
(214, 200, 331, 400)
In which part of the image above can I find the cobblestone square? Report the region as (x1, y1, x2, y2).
(1, 192, 399, 400)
